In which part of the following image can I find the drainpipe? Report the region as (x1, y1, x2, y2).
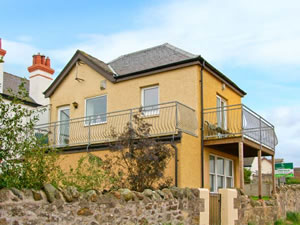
(200, 59, 205, 188)
(171, 138, 178, 187)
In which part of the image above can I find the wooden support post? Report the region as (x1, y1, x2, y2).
(239, 142, 244, 190)
(258, 149, 262, 199)
(272, 155, 276, 194)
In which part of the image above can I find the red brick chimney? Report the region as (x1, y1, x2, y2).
(27, 53, 55, 105)
(0, 38, 6, 58)
(28, 53, 55, 78)
(0, 38, 6, 94)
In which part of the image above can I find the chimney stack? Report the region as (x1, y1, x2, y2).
(0, 38, 6, 93)
(27, 53, 54, 105)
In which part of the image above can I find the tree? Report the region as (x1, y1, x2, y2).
(244, 168, 252, 184)
(108, 114, 174, 192)
(0, 82, 60, 189)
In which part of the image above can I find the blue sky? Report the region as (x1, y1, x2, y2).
(1, 0, 300, 165)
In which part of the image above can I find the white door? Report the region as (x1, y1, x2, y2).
(58, 106, 70, 146)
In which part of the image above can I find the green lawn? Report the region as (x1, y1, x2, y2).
(250, 196, 270, 201)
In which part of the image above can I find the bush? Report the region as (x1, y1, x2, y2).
(0, 82, 61, 189)
(286, 177, 300, 184)
(244, 168, 252, 184)
(59, 153, 119, 192)
(108, 114, 174, 192)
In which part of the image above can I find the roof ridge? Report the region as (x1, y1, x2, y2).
(108, 43, 169, 64)
(163, 43, 198, 58)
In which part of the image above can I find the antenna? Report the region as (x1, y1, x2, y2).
(75, 60, 85, 82)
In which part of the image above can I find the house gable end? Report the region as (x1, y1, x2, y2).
(44, 51, 115, 98)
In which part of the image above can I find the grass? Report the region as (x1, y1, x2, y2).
(274, 212, 300, 225)
(250, 196, 270, 201)
(248, 212, 300, 225)
(286, 177, 300, 184)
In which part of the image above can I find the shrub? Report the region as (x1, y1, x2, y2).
(286, 177, 300, 184)
(108, 114, 174, 192)
(59, 153, 119, 192)
(244, 168, 252, 184)
(0, 82, 61, 189)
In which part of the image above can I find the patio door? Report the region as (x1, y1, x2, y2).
(217, 95, 227, 129)
(58, 106, 70, 146)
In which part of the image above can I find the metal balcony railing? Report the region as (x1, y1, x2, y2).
(203, 104, 278, 150)
(34, 101, 198, 148)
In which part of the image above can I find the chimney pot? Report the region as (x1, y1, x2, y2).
(41, 55, 45, 65)
(36, 54, 41, 64)
(45, 57, 51, 67)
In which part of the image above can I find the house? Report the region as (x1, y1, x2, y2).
(244, 157, 273, 177)
(0, 38, 54, 125)
(39, 43, 278, 194)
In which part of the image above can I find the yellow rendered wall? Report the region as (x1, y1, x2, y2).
(50, 63, 201, 188)
(201, 69, 243, 188)
(50, 61, 243, 189)
(203, 147, 240, 189)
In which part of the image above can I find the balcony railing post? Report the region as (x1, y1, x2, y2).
(259, 116, 262, 146)
(241, 105, 244, 135)
(175, 102, 179, 131)
(129, 109, 133, 129)
(88, 117, 91, 146)
(53, 122, 57, 147)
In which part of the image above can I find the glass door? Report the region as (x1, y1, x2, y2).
(58, 106, 70, 146)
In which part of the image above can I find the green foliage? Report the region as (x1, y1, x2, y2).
(274, 212, 300, 225)
(108, 114, 174, 192)
(244, 168, 252, 184)
(248, 222, 256, 225)
(286, 211, 300, 224)
(250, 196, 270, 201)
(0, 81, 61, 189)
(286, 177, 300, 184)
(59, 153, 119, 192)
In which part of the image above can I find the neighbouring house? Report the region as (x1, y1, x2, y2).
(244, 157, 274, 177)
(294, 167, 300, 179)
(0, 38, 54, 125)
(38, 43, 278, 193)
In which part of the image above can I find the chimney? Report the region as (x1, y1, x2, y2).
(27, 53, 55, 105)
(0, 38, 6, 94)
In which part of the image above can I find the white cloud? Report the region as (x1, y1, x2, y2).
(2, 0, 300, 166)
(46, 0, 300, 69)
(263, 106, 300, 166)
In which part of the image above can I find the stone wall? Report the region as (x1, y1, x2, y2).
(0, 185, 206, 225)
(235, 185, 300, 225)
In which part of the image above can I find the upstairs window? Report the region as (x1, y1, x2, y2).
(217, 95, 227, 129)
(141, 86, 159, 115)
(85, 95, 107, 125)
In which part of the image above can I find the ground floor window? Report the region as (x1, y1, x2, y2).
(209, 155, 234, 192)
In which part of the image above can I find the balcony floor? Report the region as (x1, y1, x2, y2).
(204, 136, 274, 157)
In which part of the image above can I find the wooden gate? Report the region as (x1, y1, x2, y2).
(209, 193, 221, 225)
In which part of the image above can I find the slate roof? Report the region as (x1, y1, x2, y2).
(244, 157, 255, 167)
(2, 72, 37, 104)
(79, 50, 113, 75)
(44, 43, 247, 97)
(109, 43, 197, 76)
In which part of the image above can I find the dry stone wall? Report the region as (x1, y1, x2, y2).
(235, 184, 300, 225)
(0, 185, 205, 225)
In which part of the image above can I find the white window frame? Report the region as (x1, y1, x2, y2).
(217, 95, 227, 129)
(209, 154, 234, 193)
(84, 94, 107, 126)
(57, 106, 70, 146)
(141, 86, 159, 116)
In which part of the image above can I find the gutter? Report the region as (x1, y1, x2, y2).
(200, 60, 205, 188)
(171, 141, 178, 187)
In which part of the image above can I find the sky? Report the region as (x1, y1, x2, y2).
(1, 0, 300, 165)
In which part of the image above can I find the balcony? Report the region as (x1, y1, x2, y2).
(34, 101, 198, 148)
(203, 104, 278, 151)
